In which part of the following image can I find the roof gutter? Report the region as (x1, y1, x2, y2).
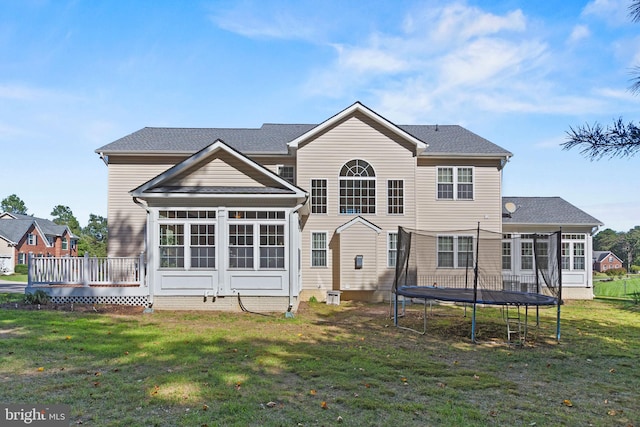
(98, 152, 108, 166)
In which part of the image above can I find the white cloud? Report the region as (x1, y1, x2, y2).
(303, 3, 568, 120)
(438, 38, 547, 89)
(568, 24, 591, 44)
(429, 5, 526, 43)
(334, 44, 410, 75)
(208, 2, 320, 41)
(302, 1, 636, 122)
(582, 0, 630, 25)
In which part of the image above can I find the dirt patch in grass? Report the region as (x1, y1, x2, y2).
(0, 301, 145, 315)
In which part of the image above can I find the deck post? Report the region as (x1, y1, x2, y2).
(82, 252, 90, 287)
(27, 253, 33, 288)
(139, 252, 146, 287)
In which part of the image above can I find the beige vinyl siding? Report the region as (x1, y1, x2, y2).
(166, 151, 282, 188)
(107, 156, 186, 257)
(249, 156, 296, 176)
(0, 237, 12, 256)
(339, 223, 378, 291)
(297, 113, 418, 294)
(415, 158, 503, 233)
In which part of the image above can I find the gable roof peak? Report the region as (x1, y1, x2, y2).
(287, 101, 427, 153)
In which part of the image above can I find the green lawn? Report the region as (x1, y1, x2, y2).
(0, 273, 27, 282)
(0, 298, 638, 426)
(594, 276, 640, 299)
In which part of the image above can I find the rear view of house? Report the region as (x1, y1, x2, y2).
(86, 102, 602, 311)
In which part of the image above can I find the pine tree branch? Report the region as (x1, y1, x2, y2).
(562, 118, 640, 160)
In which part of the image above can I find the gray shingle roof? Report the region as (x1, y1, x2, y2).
(502, 197, 603, 226)
(96, 124, 316, 155)
(593, 251, 622, 262)
(96, 123, 511, 157)
(2, 213, 77, 239)
(0, 219, 34, 244)
(400, 125, 512, 156)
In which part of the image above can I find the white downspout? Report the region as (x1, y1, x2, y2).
(133, 197, 153, 308)
(289, 196, 308, 313)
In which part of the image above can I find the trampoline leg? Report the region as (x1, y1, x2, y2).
(471, 303, 477, 343)
(393, 293, 398, 326)
(524, 306, 529, 343)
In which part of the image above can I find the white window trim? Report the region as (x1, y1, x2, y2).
(310, 178, 328, 215)
(436, 166, 474, 201)
(338, 159, 377, 215)
(561, 234, 587, 271)
(277, 165, 295, 184)
(227, 210, 288, 271)
(387, 231, 398, 268)
(501, 240, 512, 271)
(157, 209, 218, 271)
(387, 179, 404, 215)
(310, 231, 328, 268)
(437, 234, 475, 269)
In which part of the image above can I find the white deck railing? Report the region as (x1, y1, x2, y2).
(28, 253, 146, 287)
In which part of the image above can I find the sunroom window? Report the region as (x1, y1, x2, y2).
(228, 210, 287, 270)
(158, 210, 216, 269)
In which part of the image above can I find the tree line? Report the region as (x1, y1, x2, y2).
(1, 194, 107, 257)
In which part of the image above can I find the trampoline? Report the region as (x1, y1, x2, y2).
(396, 286, 557, 306)
(392, 225, 563, 343)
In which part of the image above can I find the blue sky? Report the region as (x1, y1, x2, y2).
(0, 0, 638, 232)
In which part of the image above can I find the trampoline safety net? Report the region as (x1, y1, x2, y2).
(393, 226, 561, 305)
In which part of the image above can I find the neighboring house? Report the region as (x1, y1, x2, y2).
(0, 212, 78, 273)
(592, 250, 623, 272)
(92, 102, 601, 311)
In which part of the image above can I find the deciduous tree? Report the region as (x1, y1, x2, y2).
(51, 205, 81, 235)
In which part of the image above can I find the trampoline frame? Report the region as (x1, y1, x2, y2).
(392, 224, 563, 343)
(393, 287, 557, 339)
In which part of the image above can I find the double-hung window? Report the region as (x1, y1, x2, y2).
(27, 233, 37, 246)
(311, 179, 327, 214)
(387, 180, 404, 214)
(190, 224, 216, 268)
(502, 239, 512, 270)
(437, 167, 473, 200)
(339, 159, 376, 214)
(561, 234, 586, 271)
(160, 224, 185, 268)
(437, 235, 474, 268)
(521, 241, 534, 270)
(229, 224, 253, 268)
(260, 224, 285, 269)
(388, 232, 398, 267)
(311, 232, 327, 267)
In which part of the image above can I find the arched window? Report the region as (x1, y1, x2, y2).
(339, 159, 376, 214)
